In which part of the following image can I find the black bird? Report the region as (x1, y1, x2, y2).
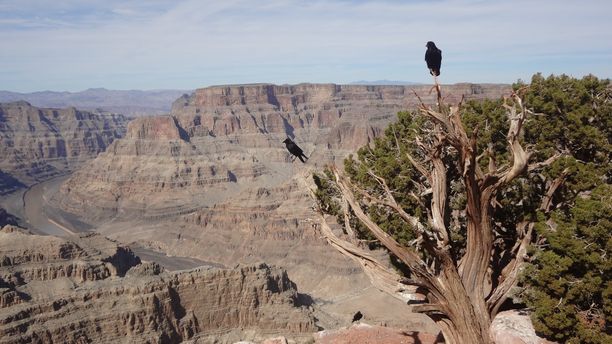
(425, 41, 442, 77)
(352, 311, 363, 323)
(283, 138, 308, 163)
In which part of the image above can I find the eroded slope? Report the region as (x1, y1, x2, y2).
(0, 226, 315, 343)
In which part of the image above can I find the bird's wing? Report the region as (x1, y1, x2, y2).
(293, 145, 304, 155)
(428, 50, 442, 69)
(425, 49, 436, 68)
(285, 142, 302, 155)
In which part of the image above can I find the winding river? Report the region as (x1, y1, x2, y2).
(2, 175, 221, 271)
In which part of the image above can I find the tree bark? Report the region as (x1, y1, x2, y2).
(332, 166, 495, 343)
(307, 92, 559, 344)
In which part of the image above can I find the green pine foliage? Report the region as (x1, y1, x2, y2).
(344, 111, 428, 247)
(519, 74, 611, 344)
(313, 73, 610, 342)
(463, 74, 611, 343)
(524, 184, 611, 343)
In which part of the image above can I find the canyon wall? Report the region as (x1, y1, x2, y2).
(0, 225, 315, 344)
(0, 101, 129, 193)
(54, 83, 511, 297)
(57, 83, 509, 218)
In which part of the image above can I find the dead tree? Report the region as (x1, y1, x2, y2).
(308, 90, 563, 343)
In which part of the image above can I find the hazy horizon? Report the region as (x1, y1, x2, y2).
(1, 80, 512, 94)
(2, 0, 611, 93)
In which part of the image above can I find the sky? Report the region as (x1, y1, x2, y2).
(1, 0, 611, 92)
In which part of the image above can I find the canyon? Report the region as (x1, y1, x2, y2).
(53, 83, 510, 297)
(0, 101, 129, 193)
(0, 83, 514, 343)
(0, 225, 316, 343)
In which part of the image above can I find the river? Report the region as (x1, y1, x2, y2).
(1, 175, 221, 271)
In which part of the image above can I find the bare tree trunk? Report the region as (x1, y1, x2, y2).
(434, 269, 494, 343)
(328, 166, 496, 343)
(307, 90, 562, 344)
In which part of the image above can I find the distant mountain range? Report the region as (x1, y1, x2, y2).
(0, 88, 192, 117)
(349, 80, 422, 85)
(0, 83, 422, 117)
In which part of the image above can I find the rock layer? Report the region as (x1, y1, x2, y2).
(0, 101, 129, 191)
(0, 226, 315, 344)
(54, 83, 511, 298)
(57, 83, 509, 219)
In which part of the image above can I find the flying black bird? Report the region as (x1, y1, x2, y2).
(352, 311, 363, 323)
(425, 41, 442, 77)
(283, 138, 308, 163)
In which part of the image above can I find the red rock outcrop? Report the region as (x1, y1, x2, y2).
(126, 115, 186, 141)
(314, 323, 439, 344)
(0, 226, 315, 344)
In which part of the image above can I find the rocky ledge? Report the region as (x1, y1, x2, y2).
(0, 226, 316, 344)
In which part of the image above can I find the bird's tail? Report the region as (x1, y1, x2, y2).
(298, 155, 306, 163)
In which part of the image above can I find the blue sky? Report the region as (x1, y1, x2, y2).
(1, 0, 611, 92)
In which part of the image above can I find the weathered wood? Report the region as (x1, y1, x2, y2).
(309, 90, 561, 344)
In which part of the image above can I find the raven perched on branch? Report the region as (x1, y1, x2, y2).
(283, 138, 308, 163)
(425, 41, 442, 77)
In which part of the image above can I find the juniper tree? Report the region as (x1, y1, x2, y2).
(310, 74, 610, 343)
(519, 74, 611, 344)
